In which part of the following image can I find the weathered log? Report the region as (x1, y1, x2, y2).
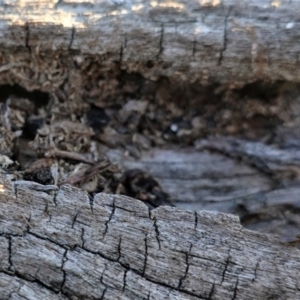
(105, 136, 300, 239)
(0, 0, 300, 87)
(0, 173, 299, 299)
(1, 1, 300, 299)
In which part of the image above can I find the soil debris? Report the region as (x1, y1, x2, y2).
(2, 77, 300, 210)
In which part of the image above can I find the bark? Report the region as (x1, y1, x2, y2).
(0, 173, 299, 300)
(0, 0, 300, 85)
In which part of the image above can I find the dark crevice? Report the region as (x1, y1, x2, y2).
(7, 236, 14, 273)
(122, 269, 128, 293)
(232, 278, 239, 300)
(156, 24, 164, 60)
(25, 213, 32, 233)
(208, 283, 215, 299)
(194, 211, 198, 230)
(103, 198, 116, 237)
(100, 267, 108, 300)
(153, 218, 161, 250)
(59, 249, 68, 292)
(100, 287, 107, 300)
(117, 237, 122, 262)
(44, 201, 52, 223)
(119, 36, 127, 63)
(6, 290, 13, 300)
(68, 27, 75, 50)
(71, 212, 79, 229)
(88, 193, 94, 213)
(24, 23, 31, 52)
(178, 244, 192, 289)
(81, 228, 85, 248)
(218, 8, 231, 66)
(221, 251, 231, 284)
(147, 206, 151, 220)
(142, 237, 148, 277)
(52, 190, 58, 207)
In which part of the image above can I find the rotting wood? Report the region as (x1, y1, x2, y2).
(0, 173, 300, 299)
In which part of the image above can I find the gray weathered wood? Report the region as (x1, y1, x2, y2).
(0, 0, 300, 87)
(106, 146, 272, 208)
(0, 173, 300, 299)
(105, 138, 300, 239)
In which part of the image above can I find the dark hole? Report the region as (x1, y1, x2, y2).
(22, 115, 45, 139)
(0, 84, 49, 139)
(0, 84, 49, 111)
(85, 105, 111, 131)
(146, 60, 154, 68)
(236, 81, 282, 102)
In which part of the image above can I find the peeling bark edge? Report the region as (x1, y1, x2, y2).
(0, 174, 300, 299)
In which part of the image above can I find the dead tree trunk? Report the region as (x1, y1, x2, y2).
(0, 174, 299, 299)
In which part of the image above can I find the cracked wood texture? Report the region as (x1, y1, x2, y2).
(1, 1, 300, 299)
(0, 0, 300, 84)
(0, 173, 300, 300)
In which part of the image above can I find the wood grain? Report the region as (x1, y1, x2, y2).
(0, 174, 300, 299)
